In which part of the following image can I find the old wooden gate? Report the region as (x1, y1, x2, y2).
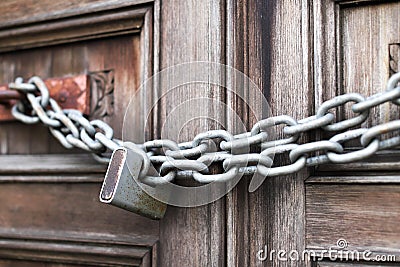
(0, 0, 399, 266)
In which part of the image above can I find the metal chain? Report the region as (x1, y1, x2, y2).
(8, 72, 400, 186)
(9, 76, 122, 163)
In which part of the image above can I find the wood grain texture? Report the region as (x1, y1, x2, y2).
(154, 0, 313, 266)
(158, 1, 226, 266)
(0, 6, 149, 52)
(316, 151, 400, 173)
(340, 1, 400, 126)
(0, 259, 90, 267)
(225, 0, 272, 266)
(0, 34, 141, 154)
(0, 154, 105, 174)
(313, 0, 338, 110)
(0, 182, 158, 242)
(238, 0, 312, 266)
(307, 175, 400, 184)
(0, 238, 145, 266)
(314, 0, 400, 156)
(306, 184, 400, 255)
(335, 0, 397, 5)
(225, 1, 251, 266)
(0, 0, 152, 29)
(389, 43, 400, 75)
(267, 2, 313, 260)
(2, 0, 400, 266)
(0, 181, 159, 266)
(0, 2, 159, 266)
(308, 1, 400, 265)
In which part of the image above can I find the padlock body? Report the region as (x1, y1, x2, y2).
(100, 147, 167, 220)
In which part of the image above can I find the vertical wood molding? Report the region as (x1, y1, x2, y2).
(266, 1, 311, 265)
(158, 1, 226, 266)
(225, 0, 268, 266)
(226, 0, 313, 266)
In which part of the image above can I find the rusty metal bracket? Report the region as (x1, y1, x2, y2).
(0, 74, 90, 121)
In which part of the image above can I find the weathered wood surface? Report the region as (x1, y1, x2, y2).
(308, 1, 400, 265)
(0, 1, 158, 266)
(0, 0, 152, 28)
(257, 0, 312, 265)
(0, 34, 141, 154)
(307, 175, 400, 184)
(306, 183, 400, 259)
(156, 0, 313, 266)
(0, 0, 400, 266)
(0, 154, 105, 174)
(0, 2, 151, 52)
(339, 1, 400, 126)
(0, 153, 158, 267)
(225, 0, 311, 266)
(0, 182, 158, 240)
(158, 1, 226, 266)
(315, 0, 400, 143)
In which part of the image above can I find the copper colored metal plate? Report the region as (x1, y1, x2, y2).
(0, 75, 90, 121)
(0, 85, 18, 121)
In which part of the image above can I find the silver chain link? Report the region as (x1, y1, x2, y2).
(10, 76, 122, 163)
(8, 72, 400, 186)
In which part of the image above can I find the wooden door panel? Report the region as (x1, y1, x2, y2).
(0, 177, 157, 235)
(0, 34, 141, 154)
(0, 0, 151, 29)
(1, 0, 399, 266)
(340, 1, 400, 126)
(0, 1, 159, 266)
(315, 0, 400, 148)
(306, 182, 400, 258)
(308, 0, 400, 265)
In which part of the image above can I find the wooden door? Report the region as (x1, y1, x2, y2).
(1, 0, 400, 267)
(306, 0, 400, 266)
(155, 0, 400, 266)
(0, 1, 160, 266)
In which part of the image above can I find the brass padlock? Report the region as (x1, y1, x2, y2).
(99, 145, 167, 220)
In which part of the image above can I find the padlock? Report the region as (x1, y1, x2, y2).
(99, 145, 167, 220)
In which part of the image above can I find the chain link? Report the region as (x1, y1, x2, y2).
(7, 73, 400, 188)
(9, 76, 121, 162)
